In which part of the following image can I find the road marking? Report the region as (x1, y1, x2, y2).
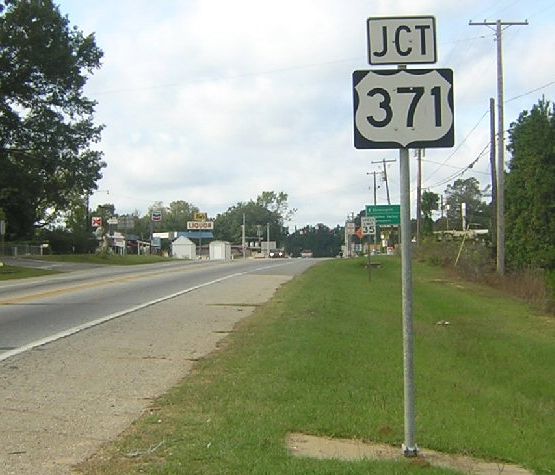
(0, 261, 294, 362)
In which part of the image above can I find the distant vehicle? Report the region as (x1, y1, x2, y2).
(300, 250, 313, 258)
(269, 249, 285, 258)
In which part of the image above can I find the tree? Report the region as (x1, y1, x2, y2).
(421, 190, 439, 235)
(285, 224, 342, 257)
(0, 0, 105, 239)
(255, 191, 296, 224)
(505, 98, 555, 270)
(164, 200, 199, 231)
(214, 192, 292, 246)
(444, 177, 489, 230)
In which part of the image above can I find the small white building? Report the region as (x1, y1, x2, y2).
(172, 236, 196, 259)
(209, 240, 231, 260)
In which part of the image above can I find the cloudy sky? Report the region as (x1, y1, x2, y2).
(57, 0, 555, 230)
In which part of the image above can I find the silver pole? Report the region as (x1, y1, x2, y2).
(266, 222, 270, 258)
(242, 213, 246, 260)
(400, 146, 417, 457)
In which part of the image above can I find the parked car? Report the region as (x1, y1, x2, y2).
(300, 250, 313, 258)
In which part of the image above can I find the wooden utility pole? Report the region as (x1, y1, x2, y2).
(372, 158, 396, 205)
(469, 19, 528, 275)
(489, 97, 497, 250)
(367, 170, 379, 205)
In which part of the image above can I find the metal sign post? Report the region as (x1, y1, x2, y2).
(399, 144, 417, 456)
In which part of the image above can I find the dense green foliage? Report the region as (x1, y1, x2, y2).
(0, 0, 104, 239)
(285, 223, 343, 257)
(444, 177, 489, 230)
(506, 99, 555, 270)
(421, 190, 439, 235)
(214, 191, 293, 246)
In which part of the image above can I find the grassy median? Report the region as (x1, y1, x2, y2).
(78, 257, 555, 474)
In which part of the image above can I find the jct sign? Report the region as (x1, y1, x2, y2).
(367, 16, 436, 65)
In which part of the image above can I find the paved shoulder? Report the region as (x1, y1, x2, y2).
(0, 268, 300, 474)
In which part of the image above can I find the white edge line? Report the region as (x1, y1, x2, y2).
(0, 270, 253, 363)
(0, 260, 297, 363)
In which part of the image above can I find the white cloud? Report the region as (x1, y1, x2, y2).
(57, 0, 555, 228)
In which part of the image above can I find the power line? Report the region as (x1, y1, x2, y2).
(424, 142, 490, 191)
(424, 109, 489, 182)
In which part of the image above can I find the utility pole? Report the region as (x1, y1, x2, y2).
(367, 170, 379, 205)
(489, 98, 497, 250)
(242, 213, 246, 260)
(266, 222, 270, 258)
(372, 158, 396, 205)
(469, 19, 528, 275)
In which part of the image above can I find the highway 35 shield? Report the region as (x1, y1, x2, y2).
(353, 68, 454, 149)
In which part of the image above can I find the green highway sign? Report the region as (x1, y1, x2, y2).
(366, 204, 401, 226)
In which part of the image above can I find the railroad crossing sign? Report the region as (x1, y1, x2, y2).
(367, 16, 437, 65)
(353, 68, 454, 149)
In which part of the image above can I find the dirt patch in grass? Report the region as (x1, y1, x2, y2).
(287, 433, 533, 475)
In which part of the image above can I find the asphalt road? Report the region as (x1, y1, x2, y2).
(0, 258, 315, 361)
(0, 257, 319, 474)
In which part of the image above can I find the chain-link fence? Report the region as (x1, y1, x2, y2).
(0, 244, 44, 257)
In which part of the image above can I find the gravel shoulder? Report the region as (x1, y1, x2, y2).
(0, 272, 293, 475)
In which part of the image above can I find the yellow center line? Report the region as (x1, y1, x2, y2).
(0, 265, 199, 306)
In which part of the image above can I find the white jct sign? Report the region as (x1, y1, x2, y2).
(367, 16, 436, 65)
(353, 68, 454, 149)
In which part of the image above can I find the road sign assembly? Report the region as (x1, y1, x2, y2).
(353, 14, 455, 458)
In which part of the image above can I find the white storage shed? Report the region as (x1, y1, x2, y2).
(172, 236, 196, 259)
(209, 240, 231, 260)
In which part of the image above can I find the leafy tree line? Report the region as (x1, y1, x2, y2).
(418, 98, 554, 273)
(285, 224, 343, 258)
(0, 0, 105, 240)
(506, 98, 555, 270)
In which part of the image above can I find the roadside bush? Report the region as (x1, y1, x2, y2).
(416, 238, 553, 314)
(37, 228, 96, 254)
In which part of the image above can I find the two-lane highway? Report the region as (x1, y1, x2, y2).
(0, 256, 320, 474)
(0, 258, 317, 362)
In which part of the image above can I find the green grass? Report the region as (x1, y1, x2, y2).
(77, 257, 555, 474)
(0, 264, 57, 280)
(27, 254, 172, 265)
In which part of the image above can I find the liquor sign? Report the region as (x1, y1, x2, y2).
(187, 221, 214, 230)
